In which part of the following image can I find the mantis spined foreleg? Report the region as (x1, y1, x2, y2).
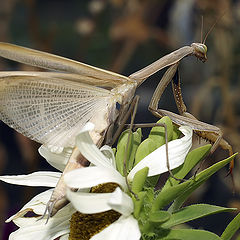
(148, 63, 234, 171)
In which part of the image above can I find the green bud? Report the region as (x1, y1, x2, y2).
(115, 129, 133, 175)
(128, 128, 142, 170)
(134, 138, 157, 166)
(131, 167, 149, 193)
(133, 191, 146, 219)
(149, 116, 173, 148)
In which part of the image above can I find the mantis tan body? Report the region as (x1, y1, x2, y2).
(0, 41, 231, 217)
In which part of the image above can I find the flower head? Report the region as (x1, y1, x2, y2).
(63, 121, 193, 239)
(0, 118, 193, 240)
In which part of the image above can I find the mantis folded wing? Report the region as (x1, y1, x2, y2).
(0, 41, 217, 218)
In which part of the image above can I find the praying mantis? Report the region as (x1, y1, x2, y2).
(0, 40, 232, 219)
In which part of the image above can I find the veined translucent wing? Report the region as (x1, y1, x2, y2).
(0, 71, 127, 88)
(0, 73, 115, 149)
(0, 42, 131, 87)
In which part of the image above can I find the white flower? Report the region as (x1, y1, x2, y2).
(64, 122, 193, 240)
(0, 122, 192, 240)
(0, 147, 75, 240)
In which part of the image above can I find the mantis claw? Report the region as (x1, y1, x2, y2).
(37, 196, 69, 223)
(37, 199, 57, 224)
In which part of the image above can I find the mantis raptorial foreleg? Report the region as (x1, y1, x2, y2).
(148, 63, 234, 170)
(171, 65, 233, 155)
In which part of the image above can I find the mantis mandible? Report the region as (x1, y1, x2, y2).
(0, 40, 228, 218)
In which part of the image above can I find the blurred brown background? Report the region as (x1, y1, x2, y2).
(0, 0, 240, 239)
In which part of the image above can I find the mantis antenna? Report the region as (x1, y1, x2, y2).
(203, 11, 226, 44)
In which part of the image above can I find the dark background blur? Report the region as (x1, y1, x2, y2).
(0, 0, 240, 239)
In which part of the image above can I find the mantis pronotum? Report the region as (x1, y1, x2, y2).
(0, 40, 232, 218)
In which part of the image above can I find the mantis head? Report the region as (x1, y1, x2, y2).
(191, 43, 207, 62)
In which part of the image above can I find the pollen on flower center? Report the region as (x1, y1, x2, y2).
(69, 182, 121, 240)
(90, 182, 120, 193)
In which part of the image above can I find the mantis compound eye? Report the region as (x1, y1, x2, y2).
(198, 43, 208, 54)
(191, 43, 208, 62)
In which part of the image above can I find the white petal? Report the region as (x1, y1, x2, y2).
(9, 204, 75, 240)
(90, 215, 141, 240)
(59, 234, 69, 240)
(64, 166, 127, 190)
(66, 189, 112, 213)
(6, 189, 53, 223)
(100, 145, 116, 169)
(108, 188, 133, 216)
(128, 126, 192, 181)
(76, 129, 113, 169)
(39, 145, 72, 171)
(0, 171, 61, 187)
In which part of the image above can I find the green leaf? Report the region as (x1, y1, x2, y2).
(161, 204, 236, 228)
(134, 138, 157, 166)
(162, 145, 212, 190)
(152, 180, 192, 212)
(128, 128, 142, 170)
(153, 153, 237, 212)
(149, 116, 173, 148)
(221, 212, 240, 240)
(149, 210, 171, 223)
(170, 153, 237, 212)
(131, 167, 149, 193)
(158, 229, 221, 240)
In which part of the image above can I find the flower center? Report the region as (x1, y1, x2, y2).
(69, 183, 121, 240)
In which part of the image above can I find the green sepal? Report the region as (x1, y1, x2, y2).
(161, 204, 236, 228)
(131, 167, 149, 193)
(149, 210, 171, 223)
